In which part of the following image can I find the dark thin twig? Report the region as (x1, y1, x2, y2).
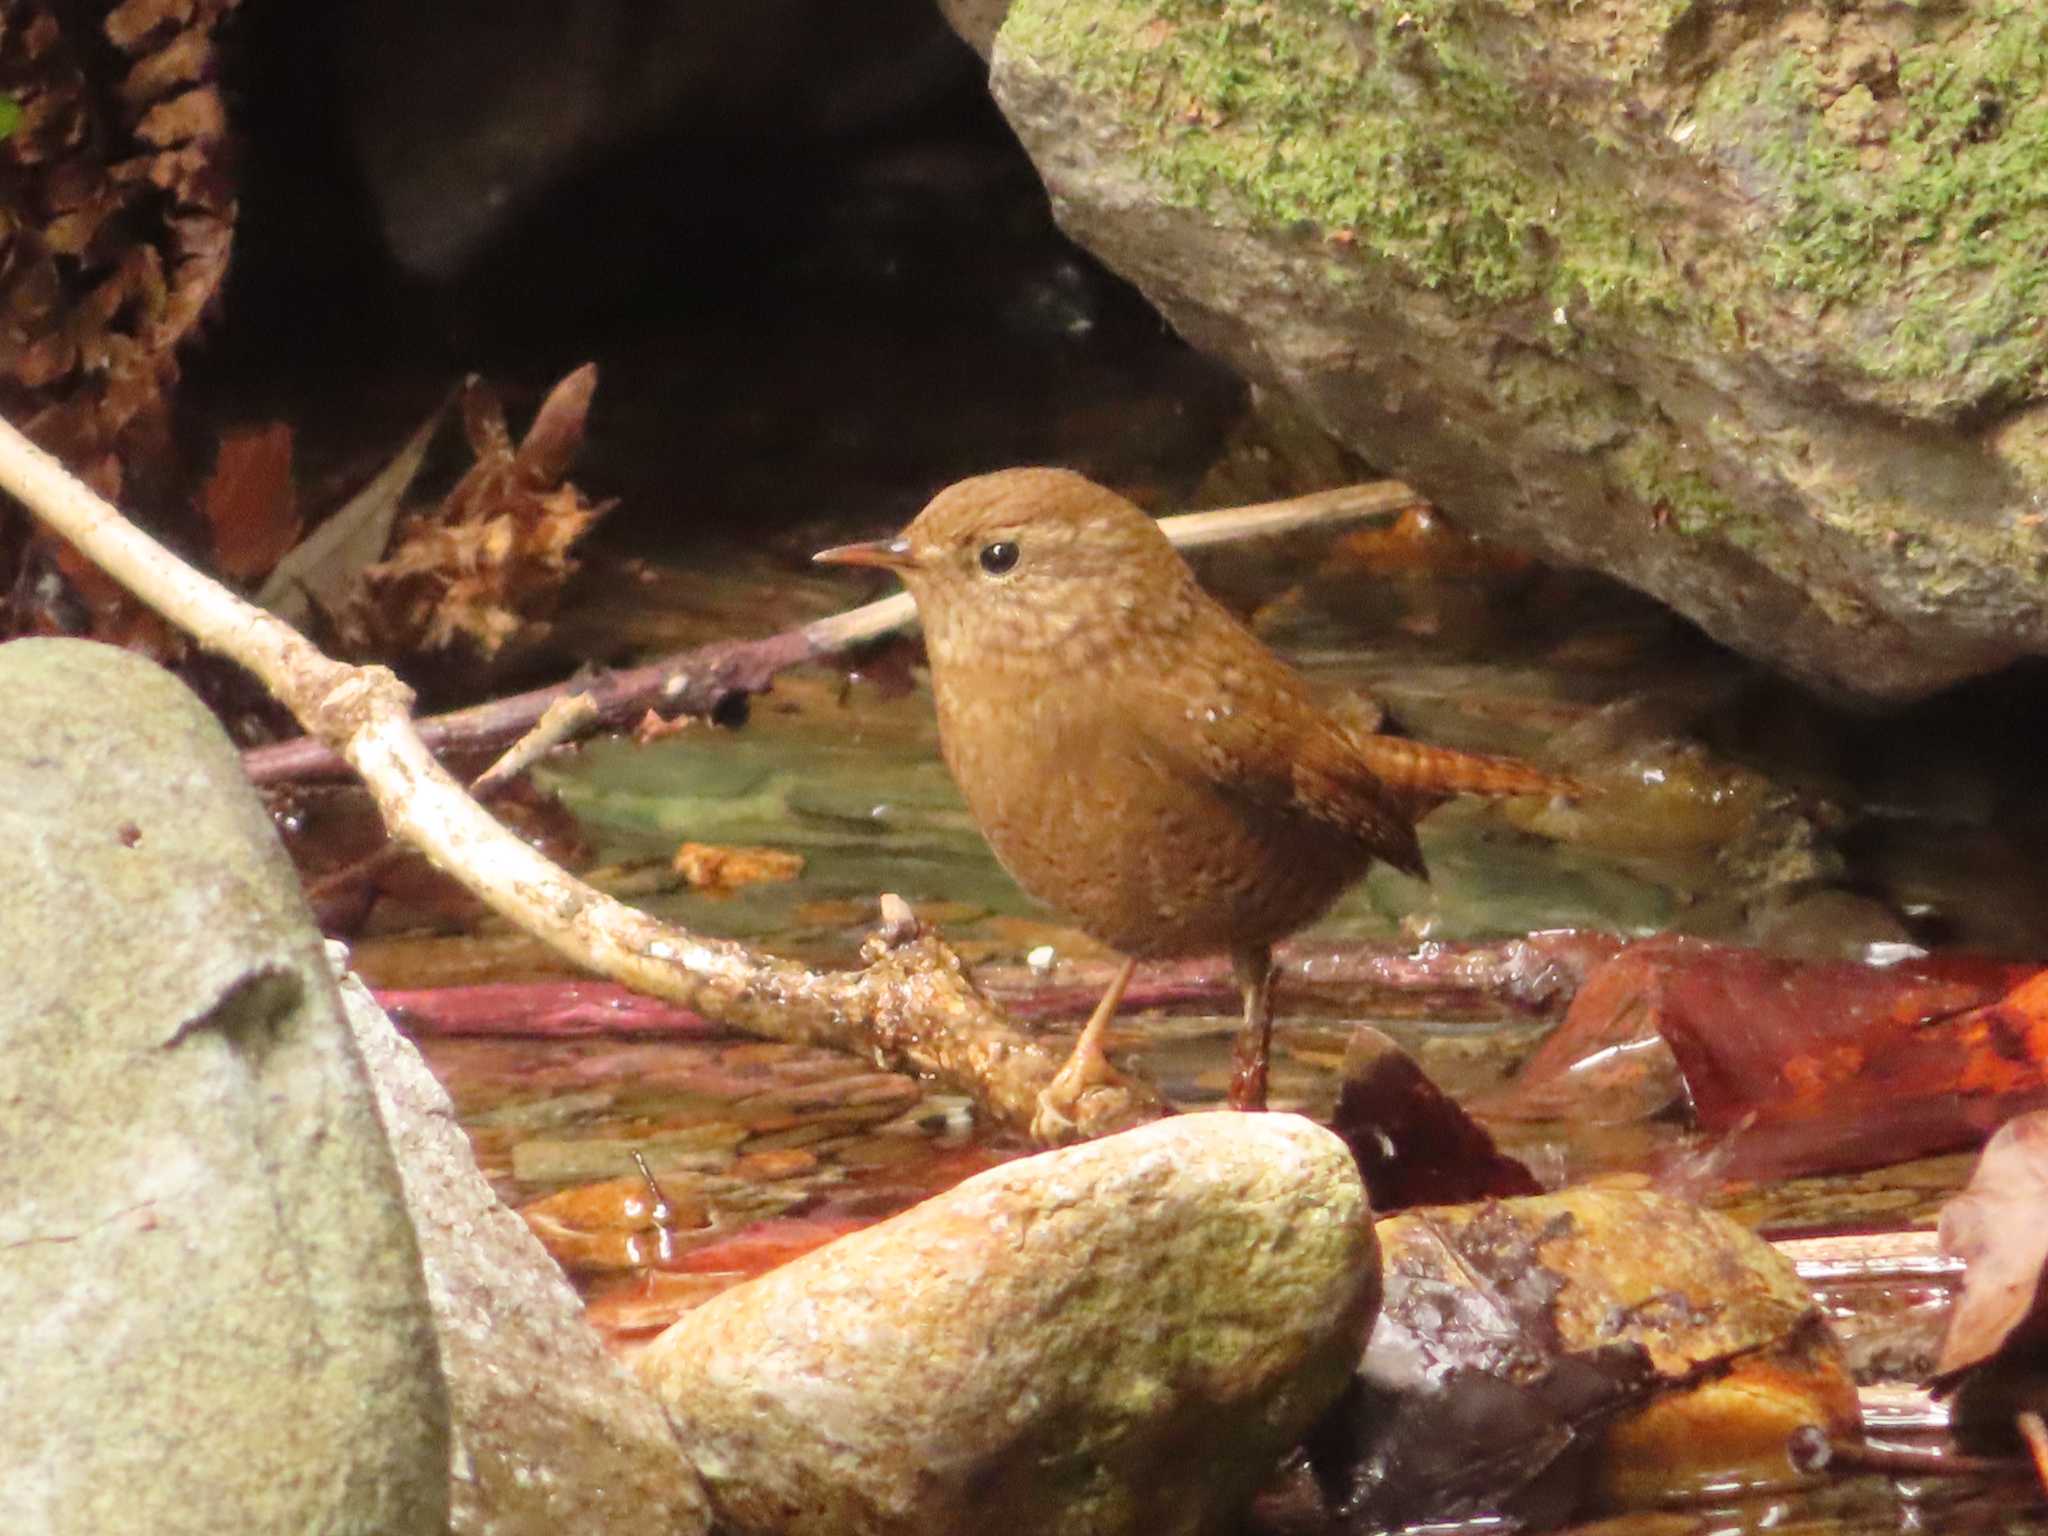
(246, 628, 818, 784)
(1788, 1427, 2012, 1479)
(240, 480, 1423, 785)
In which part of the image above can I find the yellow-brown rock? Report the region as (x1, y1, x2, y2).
(636, 1112, 1379, 1536)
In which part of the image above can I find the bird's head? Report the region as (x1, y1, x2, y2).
(814, 468, 1194, 667)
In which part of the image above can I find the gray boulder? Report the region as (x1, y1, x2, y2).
(0, 638, 448, 1535)
(636, 1110, 1379, 1536)
(988, 0, 2048, 698)
(333, 963, 711, 1535)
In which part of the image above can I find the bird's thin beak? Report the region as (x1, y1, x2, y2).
(813, 536, 917, 572)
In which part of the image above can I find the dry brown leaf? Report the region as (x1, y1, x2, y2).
(633, 709, 697, 744)
(118, 25, 210, 105)
(1330, 1025, 1540, 1211)
(336, 364, 610, 667)
(200, 422, 298, 582)
(458, 373, 517, 465)
(135, 84, 223, 145)
(672, 843, 806, 898)
(515, 362, 598, 486)
(1315, 1190, 1857, 1527)
(1935, 1109, 2048, 1386)
(256, 397, 445, 628)
(520, 1173, 714, 1275)
(105, 0, 199, 51)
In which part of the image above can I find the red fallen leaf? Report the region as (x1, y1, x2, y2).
(200, 422, 299, 581)
(1329, 1025, 1540, 1211)
(1934, 1109, 2048, 1388)
(1488, 937, 2044, 1181)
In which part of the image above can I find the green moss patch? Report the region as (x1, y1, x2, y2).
(1001, 0, 1700, 321)
(1688, 3, 2048, 398)
(1003, 0, 2048, 401)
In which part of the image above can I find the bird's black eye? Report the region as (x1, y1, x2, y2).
(978, 540, 1020, 576)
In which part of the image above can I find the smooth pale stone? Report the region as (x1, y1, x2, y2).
(637, 1111, 1379, 1536)
(0, 639, 447, 1536)
(332, 962, 712, 1535)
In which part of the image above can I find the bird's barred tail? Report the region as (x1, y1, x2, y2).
(1353, 735, 1584, 801)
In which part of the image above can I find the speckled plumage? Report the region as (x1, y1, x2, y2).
(818, 467, 1572, 1136)
(913, 471, 1421, 957)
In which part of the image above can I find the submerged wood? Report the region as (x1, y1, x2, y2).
(380, 932, 1622, 1040)
(241, 480, 1423, 785)
(982, 930, 1624, 1021)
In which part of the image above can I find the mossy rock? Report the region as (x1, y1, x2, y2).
(989, 0, 2048, 698)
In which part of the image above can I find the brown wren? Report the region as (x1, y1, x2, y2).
(817, 468, 1574, 1143)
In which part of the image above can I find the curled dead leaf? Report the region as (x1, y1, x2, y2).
(1935, 1108, 2048, 1388)
(515, 362, 597, 486)
(1329, 1024, 1540, 1211)
(335, 365, 611, 670)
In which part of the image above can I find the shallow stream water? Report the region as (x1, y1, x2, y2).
(354, 524, 2044, 1207)
(327, 515, 2048, 1533)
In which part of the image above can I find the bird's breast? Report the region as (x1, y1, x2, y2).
(928, 656, 1366, 957)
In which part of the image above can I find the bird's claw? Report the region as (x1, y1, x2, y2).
(1031, 1045, 1137, 1146)
(1226, 1039, 1270, 1112)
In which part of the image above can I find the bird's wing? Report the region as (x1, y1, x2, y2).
(1128, 660, 1430, 879)
(1283, 718, 1432, 879)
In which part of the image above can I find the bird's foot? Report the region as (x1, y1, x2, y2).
(1228, 943, 1274, 1113)
(1227, 1038, 1270, 1112)
(1031, 1041, 1138, 1146)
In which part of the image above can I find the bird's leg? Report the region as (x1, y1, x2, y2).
(1032, 954, 1139, 1145)
(1227, 942, 1276, 1112)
